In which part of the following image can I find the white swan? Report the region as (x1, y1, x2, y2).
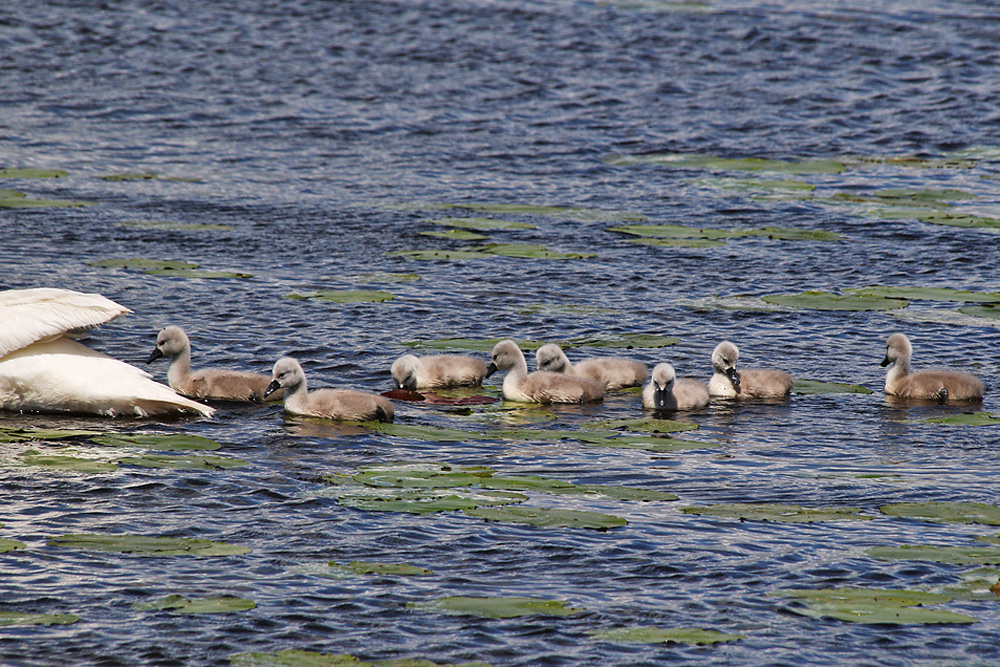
(708, 341, 792, 399)
(642, 363, 709, 411)
(0, 288, 214, 418)
(390, 353, 487, 390)
(148, 325, 278, 402)
(265, 357, 394, 422)
(487, 340, 604, 404)
(881, 332, 984, 402)
(535, 343, 647, 390)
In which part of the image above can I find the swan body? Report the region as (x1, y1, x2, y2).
(265, 357, 394, 422)
(0, 288, 213, 418)
(535, 343, 647, 390)
(487, 340, 604, 404)
(881, 333, 984, 402)
(643, 363, 709, 411)
(148, 325, 278, 402)
(390, 353, 487, 390)
(708, 341, 792, 399)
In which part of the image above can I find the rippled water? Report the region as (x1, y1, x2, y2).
(2, 1, 1000, 665)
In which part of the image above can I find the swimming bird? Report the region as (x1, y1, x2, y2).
(265, 356, 394, 422)
(0, 288, 214, 418)
(535, 343, 647, 390)
(881, 332, 984, 402)
(486, 339, 604, 404)
(148, 325, 279, 402)
(390, 353, 487, 390)
(642, 362, 710, 411)
(708, 340, 792, 399)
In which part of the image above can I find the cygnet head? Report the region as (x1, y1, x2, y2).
(486, 339, 523, 377)
(535, 343, 569, 373)
(881, 332, 912, 368)
(711, 341, 741, 388)
(265, 357, 305, 398)
(390, 354, 420, 390)
(648, 363, 676, 409)
(147, 325, 190, 363)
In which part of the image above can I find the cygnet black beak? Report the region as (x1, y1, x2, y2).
(264, 380, 281, 398)
(147, 348, 163, 364)
(485, 362, 498, 378)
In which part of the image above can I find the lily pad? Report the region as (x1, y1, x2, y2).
(333, 561, 433, 576)
(337, 489, 526, 514)
(608, 223, 736, 240)
(102, 172, 159, 181)
(286, 290, 395, 303)
(912, 212, 1000, 231)
(921, 412, 1000, 426)
(938, 569, 1000, 601)
(0, 539, 26, 553)
(607, 153, 846, 174)
(388, 249, 490, 261)
(133, 594, 255, 614)
(420, 229, 488, 241)
(761, 291, 909, 311)
(365, 423, 491, 442)
(229, 651, 362, 667)
(959, 304, 1000, 320)
(770, 586, 976, 624)
(880, 501, 1000, 525)
(771, 588, 950, 605)
(117, 454, 249, 469)
(867, 545, 1000, 565)
(19, 454, 117, 473)
(850, 286, 1000, 303)
(463, 506, 627, 530)
(88, 258, 199, 271)
(681, 503, 873, 522)
(478, 243, 596, 260)
(0, 426, 103, 441)
(0, 611, 78, 626)
(0, 197, 94, 208)
(428, 217, 535, 231)
(625, 237, 726, 248)
(792, 379, 874, 395)
(849, 154, 976, 169)
(48, 533, 250, 556)
(829, 188, 975, 207)
(785, 600, 977, 625)
(0, 168, 68, 178)
(589, 626, 745, 645)
(570, 333, 680, 349)
(608, 223, 840, 243)
(90, 434, 223, 451)
(149, 269, 253, 279)
(407, 596, 585, 619)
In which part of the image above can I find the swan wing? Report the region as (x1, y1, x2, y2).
(0, 288, 131, 358)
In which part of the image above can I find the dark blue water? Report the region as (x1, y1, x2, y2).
(2, 1, 1000, 665)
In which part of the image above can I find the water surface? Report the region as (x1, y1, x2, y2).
(2, 1, 1000, 665)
